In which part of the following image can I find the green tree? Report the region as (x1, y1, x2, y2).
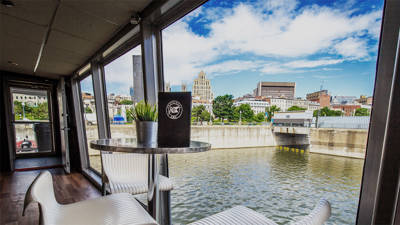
(287, 105, 307, 111)
(265, 105, 280, 122)
(234, 104, 254, 122)
(119, 99, 133, 105)
(85, 106, 93, 113)
(313, 107, 343, 117)
(254, 112, 266, 122)
(355, 108, 370, 116)
(212, 95, 234, 122)
(200, 110, 211, 122)
(192, 105, 206, 122)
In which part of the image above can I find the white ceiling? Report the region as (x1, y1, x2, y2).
(0, 0, 152, 79)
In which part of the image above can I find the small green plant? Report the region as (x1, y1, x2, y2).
(128, 101, 158, 121)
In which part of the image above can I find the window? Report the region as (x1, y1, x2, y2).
(79, 75, 101, 173)
(103, 45, 142, 139)
(161, 0, 383, 224)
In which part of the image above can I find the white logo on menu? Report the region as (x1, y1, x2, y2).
(166, 100, 183, 120)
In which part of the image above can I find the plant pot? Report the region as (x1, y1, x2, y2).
(136, 121, 157, 146)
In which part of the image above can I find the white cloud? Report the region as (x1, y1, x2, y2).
(284, 59, 344, 68)
(162, 0, 381, 83)
(204, 60, 263, 75)
(334, 37, 369, 60)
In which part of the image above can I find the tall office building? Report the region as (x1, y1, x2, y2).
(132, 55, 144, 103)
(254, 82, 295, 99)
(192, 71, 214, 101)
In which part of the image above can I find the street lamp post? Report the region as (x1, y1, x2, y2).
(239, 110, 242, 125)
(22, 102, 26, 120)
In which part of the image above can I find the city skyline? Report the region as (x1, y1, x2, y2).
(82, 0, 383, 99)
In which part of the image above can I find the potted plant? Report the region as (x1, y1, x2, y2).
(128, 101, 158, 146)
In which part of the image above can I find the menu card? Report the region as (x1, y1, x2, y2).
(158, 92, 191, 147)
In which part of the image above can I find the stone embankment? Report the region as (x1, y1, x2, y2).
(84, 125, 367, 158)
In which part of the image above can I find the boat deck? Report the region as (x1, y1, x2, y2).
(0, 168, 100, 225)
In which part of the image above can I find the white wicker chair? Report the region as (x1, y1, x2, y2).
(23, 171, 158, 225)
(101, 153, 173, 195)
(189, 199, 331, 225)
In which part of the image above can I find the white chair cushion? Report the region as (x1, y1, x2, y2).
(109, 175, 174, 195)
(46, 193, 158, 225)
(189, 206, 278, 225)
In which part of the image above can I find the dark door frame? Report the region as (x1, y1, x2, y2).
(2, 73, 61, 170)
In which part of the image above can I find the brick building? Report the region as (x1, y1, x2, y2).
(306, 90, 331, 107)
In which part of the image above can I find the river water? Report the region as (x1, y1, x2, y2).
(168, 147, 364, 225)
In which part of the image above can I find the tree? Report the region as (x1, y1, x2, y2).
(265, 105, 280, 122)
(355, 108, 370, 116)
(287, 105, 307, 111)
(313, 107, 343, 117)
(212, 95, 234, 122)
(192, 105, 206, 122)
(200, 110, 211, 122)
(85, 106, 93, 113)
(119, 99, 133, 105)
(254, 112, 266, 122)
(234, 104, 254, 122)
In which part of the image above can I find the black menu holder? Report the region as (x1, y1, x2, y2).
(158, 92, 192, 147)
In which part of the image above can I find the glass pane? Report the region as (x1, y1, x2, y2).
(12, 89, 49, 121)
(79, 75, 101, 173)
(161, 0, 384, 224)
(14, 123, 53, 154)
(104, 46, 142, 139)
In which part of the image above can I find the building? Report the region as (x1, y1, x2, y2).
(233, 96, 270, 114)
(266, 98, 320, 112)
(357, 95, 373, 105)
(165, 82, 171, 92)
(272, 111, 313, 127)
(253, 82, 295, 99)
(192, 71, 214, 101)
(181, 83, 187, 92)
(306, 90, 331, 107)
(132, 55, 144, 103)
(332, 104, 361, 116)
(13, 93, 48, 106)
(192, 98, 213, 114)
(331, 96, 357, 105)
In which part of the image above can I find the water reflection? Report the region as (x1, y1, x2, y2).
(169, 147, 363, 225)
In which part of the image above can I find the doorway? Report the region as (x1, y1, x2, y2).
(10, 87, 54, 156)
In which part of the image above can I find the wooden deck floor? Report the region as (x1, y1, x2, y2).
(0, 168, 100, 225)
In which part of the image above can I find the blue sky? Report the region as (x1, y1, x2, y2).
(163, 0, 383, 98)
(83, 0, 384, 99)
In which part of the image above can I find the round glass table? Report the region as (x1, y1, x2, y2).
(90, 138, 211, 224)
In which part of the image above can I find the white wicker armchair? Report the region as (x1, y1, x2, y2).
(23, 171, 158, 225)
(101, 153, 174, 195)
(189, 199, 331, 225)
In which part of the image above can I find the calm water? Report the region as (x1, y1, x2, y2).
(168, 147, 364, 225)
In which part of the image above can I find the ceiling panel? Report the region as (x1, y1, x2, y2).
(52, 4, 119, 45)
(0, 34, 41, 75)
(0, 0, 154, 78)
(1, 14, 46, 44)
(0, 0, 56, 26)
(43, 30, 99, 59)
(62, 0, 151, 26)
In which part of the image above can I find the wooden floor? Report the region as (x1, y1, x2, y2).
(0, 168, 100, 225)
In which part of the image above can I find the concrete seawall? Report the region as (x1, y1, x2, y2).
(309, 128, 367, 159)
(85, 125, 367, 158)
(191, 125, 276, 148)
